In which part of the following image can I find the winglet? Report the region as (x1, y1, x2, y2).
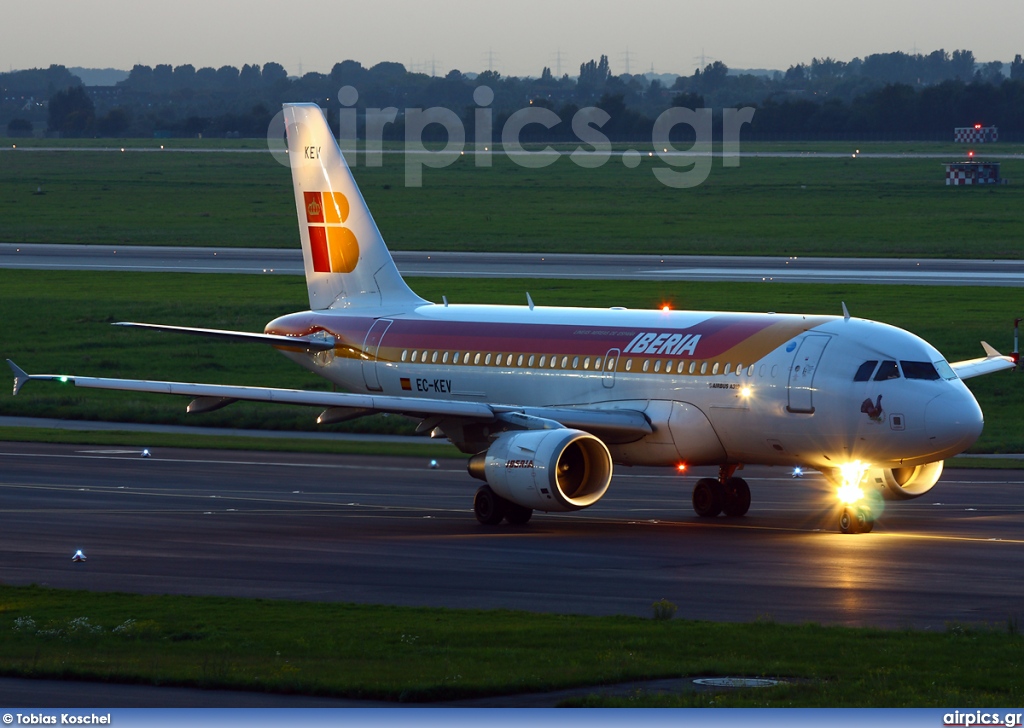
(7, 359, 30, 396)
(981, 341, 1001, 358)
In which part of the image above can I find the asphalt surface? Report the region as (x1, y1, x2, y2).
(2, 442, 1022, 706)
(4, 244, 1024, 285)
(2, 442, 1021, 626)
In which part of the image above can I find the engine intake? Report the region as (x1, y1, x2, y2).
(867, 461, 944, 500)
(468, 429, 613, 511)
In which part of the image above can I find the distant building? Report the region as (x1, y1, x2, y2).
(954, 124, 998, 143)
(944, 161, 1001, 185)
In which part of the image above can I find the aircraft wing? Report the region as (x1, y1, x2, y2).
(6, 361, 652, 439)
(949, 341, 1017, 380)
(113, 322, 337, 351)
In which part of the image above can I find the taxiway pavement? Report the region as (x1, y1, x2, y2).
(1, 442, 1021, 629)
(3, 244, 1024, 286)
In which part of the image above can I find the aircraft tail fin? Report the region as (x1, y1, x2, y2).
(282, 103, 426, 311)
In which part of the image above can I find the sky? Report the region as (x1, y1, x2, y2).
(3, 0, 1022, 78)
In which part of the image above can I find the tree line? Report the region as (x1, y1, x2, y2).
(3, 50, 1024, 140)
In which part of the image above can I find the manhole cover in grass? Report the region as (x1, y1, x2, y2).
(692, 677, 780, 688)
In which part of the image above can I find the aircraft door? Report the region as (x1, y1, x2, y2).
(602, 348, 620, 388)
(787, 334, 830, 413)
(361, 318, 393, 392)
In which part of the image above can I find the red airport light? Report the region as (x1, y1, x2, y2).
(974, 123, 982, 129)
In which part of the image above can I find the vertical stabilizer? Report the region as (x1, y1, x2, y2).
(282, 103, 426, 310)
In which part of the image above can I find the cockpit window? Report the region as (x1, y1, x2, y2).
(873, 360, 900, 381)
(901, 361, 940, 380)
(933, 360, 958, 380)
(853, 360, 878, 381)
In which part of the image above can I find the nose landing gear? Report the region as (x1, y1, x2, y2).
(839, 505, 875, 534)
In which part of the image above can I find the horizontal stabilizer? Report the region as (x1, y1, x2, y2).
(114, 322, 336, 351)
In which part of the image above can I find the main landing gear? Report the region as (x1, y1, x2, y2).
(691, 466, 751, 518)
(839, 505, 874, 534)
(473, 485, 533, 526)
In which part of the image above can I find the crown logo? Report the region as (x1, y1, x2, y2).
(307, 199, 321, 217)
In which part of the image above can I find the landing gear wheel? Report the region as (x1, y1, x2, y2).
(839, 507, 858, 534)
(504, 502, 534, 526)
(722, 477, 751, 517)
(474, 485, 506, 525)
(692, 478, 723, 518)
(855, 507, 874, 533)
(839, 506, 874, 534)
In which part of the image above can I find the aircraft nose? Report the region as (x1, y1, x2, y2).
(924, 388, 983, 455)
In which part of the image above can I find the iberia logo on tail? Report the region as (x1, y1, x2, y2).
(303, 191, 359, 273)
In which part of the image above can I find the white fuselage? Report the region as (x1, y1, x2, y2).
(266, 303, 983, 471)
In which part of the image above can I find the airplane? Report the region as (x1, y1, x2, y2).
(6, 103, 1016, 534)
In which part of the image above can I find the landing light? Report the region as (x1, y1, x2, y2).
(792, 466, 804, 478)
(739, 386, 752, 398)
(837, 460, 869, 504)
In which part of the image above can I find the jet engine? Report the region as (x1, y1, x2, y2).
(865, 461, 945, 500)
(468, 429, 613, 512)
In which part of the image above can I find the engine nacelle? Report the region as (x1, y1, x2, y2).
(865, 461, 945, 500)
(468, 429, 613, 512)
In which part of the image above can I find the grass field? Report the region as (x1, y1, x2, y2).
(1, 143, 1023, 257)
(0, 584, 1021, 706)
(0, 269, 1020, 452)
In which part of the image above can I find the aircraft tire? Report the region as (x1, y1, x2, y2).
(839, 507, 859, 534)
(692, 478, 723, 518)
(504, 502, 534, 526)
(855, 506, 874, 533)
(474, 485, 507, 525)
(722, 477, 751, 517)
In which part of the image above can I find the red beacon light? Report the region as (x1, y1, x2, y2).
(676, 463, 688, 473)
(661, 304, 671, 313)
(968, 150, 975, 158)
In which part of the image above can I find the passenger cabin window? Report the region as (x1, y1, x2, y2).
(901, 361, 941, 380)
(854, 360, 878, 381)
(625, 359, 633, 371)
(873, 360, 900, 381)
(401, 350, 408, 362)
(431, 351, 439, 363)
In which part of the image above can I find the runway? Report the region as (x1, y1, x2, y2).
(2, 442, 1022, 629)
(3, 243, 1024, 285)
